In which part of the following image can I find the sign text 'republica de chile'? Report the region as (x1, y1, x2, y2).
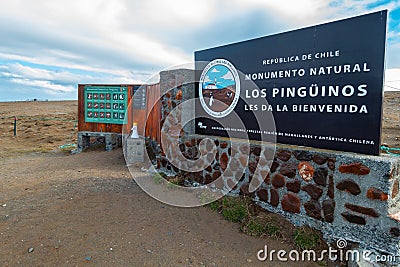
(195, 10, 387, 155)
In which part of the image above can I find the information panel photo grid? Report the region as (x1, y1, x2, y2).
(84, 86, 128, 124)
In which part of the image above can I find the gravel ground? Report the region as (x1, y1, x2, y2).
(0, 92, 398, 266)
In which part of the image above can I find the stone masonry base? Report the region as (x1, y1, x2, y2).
(156, 135, 400, 258)
(77, 131, 121, 152)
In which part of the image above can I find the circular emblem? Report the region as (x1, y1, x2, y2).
(199, 59, 240, 118)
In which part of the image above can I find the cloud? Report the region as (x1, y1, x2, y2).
(211, 68, 220, 73)
(326, 0, 399, 17)
(386, 41, 400, 69)
(0, 60, 148, 100)
(204, 75, 212, 83)
(0, 1, 191, 75)
(10, 78, 75, 93)
(0, 0, 399, 100)
(7, 63, 61, 81)
(385, 68, 400, 91)
(221, 71, 234, 81)
(233, 0, 328, 23)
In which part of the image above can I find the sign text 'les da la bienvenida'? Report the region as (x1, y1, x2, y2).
(195, 10, 387, 155)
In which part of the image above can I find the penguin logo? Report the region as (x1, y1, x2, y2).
(199, 59, 240, 118)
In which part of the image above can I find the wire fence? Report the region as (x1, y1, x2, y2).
(0, 115, 77, 122)
(0, 115, 78, 151)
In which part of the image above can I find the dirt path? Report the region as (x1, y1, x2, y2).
(0, 150, 316, 266)
(0, 92, 398, 266)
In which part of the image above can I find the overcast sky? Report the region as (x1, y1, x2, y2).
(0, 0, 399, 101)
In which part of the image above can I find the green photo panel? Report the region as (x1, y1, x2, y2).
(84, 86, 128, 124)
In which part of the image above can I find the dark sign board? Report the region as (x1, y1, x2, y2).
(195, 11, 387, 155)
(133, 85, 147, 110)
(84, 85, 128, 124)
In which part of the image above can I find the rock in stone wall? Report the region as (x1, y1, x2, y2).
(159, 69, 195, 136)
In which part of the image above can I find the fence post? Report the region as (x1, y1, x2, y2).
(13, 116, 17, 136)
